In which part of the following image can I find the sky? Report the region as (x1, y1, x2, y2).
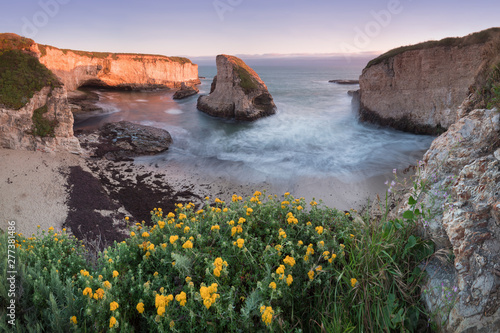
(1, 0, 499, 62)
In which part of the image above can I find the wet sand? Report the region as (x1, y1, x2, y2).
(0, 148, 395, 245)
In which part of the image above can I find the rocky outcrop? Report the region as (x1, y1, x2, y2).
(197, 55, 276, 121)
(173, 82, 199, 99)
(417, 109, 500, 332)
(0, 86, 81, 153)
(359, 28, 500, 134)
(76, 121, 172, 161)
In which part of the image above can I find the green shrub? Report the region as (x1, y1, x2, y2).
(0, 184, 433, 332)
(0, 50, 61, 109)
(31, 104, 58, 137)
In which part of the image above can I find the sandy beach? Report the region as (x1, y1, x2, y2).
(0, 148, 394, 244)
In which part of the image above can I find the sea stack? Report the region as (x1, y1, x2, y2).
(197, 54, 276, 121)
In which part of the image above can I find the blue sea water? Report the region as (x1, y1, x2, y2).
(74, 62, 434, 187)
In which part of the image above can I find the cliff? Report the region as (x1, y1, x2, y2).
(0, 85, 81, 153)
(359, 28, 500, 134)
(0, 33, 200, 92)
(197, 55, 276, 121)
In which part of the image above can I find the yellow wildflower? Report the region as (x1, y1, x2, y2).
(306, 221, 312, 226)
(351, 278, 358, 288)
(182, 240, 193, 249)
(82, 287, 92, 298)
(340, 244, 345, 249)
(109, 316, 117, 328)
(170, 235, 179, 244)
(110, 301, 119, 311)
(211, 225, 220, 231)
(200, 283, 219, 309)
(269, 282, 277, 289)
(170, 320, 175, 329)
(308, 270, 314, 281)
(142, 232, 150, 238)
(157, 306, 166, 316)
(284, 192, 290, 197)
(94, 288, 105, 300)
(260, 305, 274, 326)
(161, 243, 167, 248)
(80, 269, 89, 277)
(316, 265, 323, 271)
(70, 316, 77, 324)
(184, 226, 190, 233)
(310, 200, 318, 206)
(103, 281, 111, 289)
(112, 270, 119, 278)
(130, 232, 135, 237)
(179, 213, 187, 220)
(296, 205, 303, 211)
(298, 240, 303, 246)
(246, 207, 253, 216)
(278, 228, 287, 239)
(286, 274, 293, 286)
(175, 291, 187, 306)
(315, 226, 324, 235)
(283, 255, 296, 267)
(235, 238, 244, 248)
(137, 302, 144, 314)
(238, 217, 246, 224)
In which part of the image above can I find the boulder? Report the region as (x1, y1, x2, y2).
(197, 55, 276, 121)
(173, 82, 199, 99)
(78, 121, 172, 161)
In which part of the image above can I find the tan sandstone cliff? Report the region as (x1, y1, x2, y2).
(197, 55, 276, 121)
(0, 86, 81, 153)
(31, 44, 200, 91)
(359, 28, 500, 134)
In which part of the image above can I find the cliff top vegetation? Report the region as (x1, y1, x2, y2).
(366, 27, 500, 69)
(222, 54, 260, 93)
(0, 50, 61, 109)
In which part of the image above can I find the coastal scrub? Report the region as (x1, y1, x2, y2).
(0, 188, 432, 332)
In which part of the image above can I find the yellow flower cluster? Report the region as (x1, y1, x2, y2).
(260, 305, 274, 326)
(246, 207, 253, 216)
(283, 255, 295, 267)
(182, 240, 193, 249)
(351, 278, 358, 288)
(83, 287, 92, 297)
(70, 316, 77, 324)
(170, 235, 179, 244)
(175, 291, 187, 306)
(112, 270, 119, 278)
(213, 257, 228, 277)
(286, 212, 298, 224)
(278, 228, 287, 239)
(238, 217, 246, 224)
(304, 244, 315, 262)
(103, 280, 111, 289)
(233, 238, 245, 248)
(308, 270, 314, 281)
(136, 302, 144, 314)
(232, 194, 243, 202)
(200, 283, 219, 309)
(80, 269, 89, 277)
(269, 281, 277, 289)
(156, 293, 174, 316)
(93, 288, 105, 300)
(110, 301, 119, 311)
(276, 264, 285, 280)
(286, 274, 293, 286)
(315, 226, 324, 235)
(231, 225, 243, 236)
(210, 225, 220, 231)
(109, 316, 117, 328)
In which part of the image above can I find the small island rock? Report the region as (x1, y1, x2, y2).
(173, 82, 199, 100)
(197, 55, 276, 121)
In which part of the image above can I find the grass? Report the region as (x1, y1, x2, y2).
(0, 177, 435, 332)
(226, 56, 260, 93)
(366, 27, 500, 68)
(0, 50, 61, 109)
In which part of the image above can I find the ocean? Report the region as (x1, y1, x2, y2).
(74, 61, 434, 205)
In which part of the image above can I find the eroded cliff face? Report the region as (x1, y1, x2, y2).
(31, 44, 200, 91)
(0, 86, 81, 153)
(359, 28, 500, 134)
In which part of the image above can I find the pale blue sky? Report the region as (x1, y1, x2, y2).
(1, 0, 498, 58)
